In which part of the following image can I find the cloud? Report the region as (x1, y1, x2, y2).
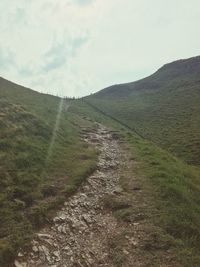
(0, 0, 200, 97)
(72, 0, 95, 6)
(0, 48, 14, 70)
(43, 43, 68, 73)
(41, 35, 88, 73)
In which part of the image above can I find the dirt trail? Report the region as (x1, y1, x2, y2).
(14, 124, 181, 267)
(14, 124, 123, 267)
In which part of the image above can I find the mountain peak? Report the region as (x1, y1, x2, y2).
(93, 55, 200, 97)
(156, 55, 200, 79)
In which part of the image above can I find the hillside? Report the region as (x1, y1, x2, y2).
(85, 56, 200, 165)
(70, 91, 200, 266)
(68, 56, 200, 265)
(0, 78, 97, 266)
(0, 55, 200, 266)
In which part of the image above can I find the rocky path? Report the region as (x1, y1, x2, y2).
(14, 124, 182, 267)
(14, 124, 123, 267)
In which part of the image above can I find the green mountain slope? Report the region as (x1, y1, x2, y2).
(69, 56, 200, 265)
(70, 97, 200, 266)
(85, 56, 200, 165)
(0, 78, 97, 266)
(0, 55, 200, 266)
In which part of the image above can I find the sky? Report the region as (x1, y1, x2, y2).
(0, 0, 200, 97)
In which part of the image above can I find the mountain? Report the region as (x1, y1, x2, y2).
(95, 56, 200, 97)
(69, 56, 200, 265)
(0, 55, 200, 266)
(85, 56, 200, 165)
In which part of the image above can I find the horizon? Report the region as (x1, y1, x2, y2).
(1, 54, 199, 98)
(0, 0, 200, 97)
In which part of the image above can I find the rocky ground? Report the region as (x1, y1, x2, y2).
(14, 124, 182, 267)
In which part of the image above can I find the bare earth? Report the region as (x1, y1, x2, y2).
(14, 124, 182, 267)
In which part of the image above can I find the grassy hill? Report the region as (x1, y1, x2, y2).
(70, 97, 200, 266)
(85, 56, 200, 165)
(69, 56, 200, 266)
(0, 78, 97, 266)
(0, 55, 200, 266)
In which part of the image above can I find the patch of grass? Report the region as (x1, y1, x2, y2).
(103, 195, 131, 211)
(107, 231, 131, 267)
(126, 133, 200, 266)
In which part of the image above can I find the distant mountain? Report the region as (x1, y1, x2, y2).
(86, 56, 200, 164)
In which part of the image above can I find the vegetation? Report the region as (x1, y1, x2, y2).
(74, 57, 200, 265)
(0, 78, 98, 266)
(70, 92, 200, 266)
(85, 56, 200, 165)
(0, 55, 200, 266)
(126, 133, 200, 266)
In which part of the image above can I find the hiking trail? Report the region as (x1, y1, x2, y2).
(14, 124, 181, 267)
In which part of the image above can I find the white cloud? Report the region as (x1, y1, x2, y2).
(0, 0, 200, 97)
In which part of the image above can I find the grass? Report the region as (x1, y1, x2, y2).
(126, 133, 200, 266)
(0, 78, 98, 266)
(1, 55, 200, 266)
(85, 85, 200, 165)
(85, 57, 200, 165)
(70, 99, 200, 266)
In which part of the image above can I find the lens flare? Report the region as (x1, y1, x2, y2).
(45, 98, 64, 164)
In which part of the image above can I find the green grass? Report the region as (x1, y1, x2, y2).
(0, 78, 98, 266)
(85, 57, 200, 165)
(126, 133, 200, 266)
(70, 99, 200, 266)
(85, 85, 200, 165)
(1, 55, 200, 266)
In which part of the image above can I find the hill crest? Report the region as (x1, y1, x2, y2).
(93, 55, 200, 97)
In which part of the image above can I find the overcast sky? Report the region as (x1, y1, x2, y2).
(0, 0, 200, 97)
